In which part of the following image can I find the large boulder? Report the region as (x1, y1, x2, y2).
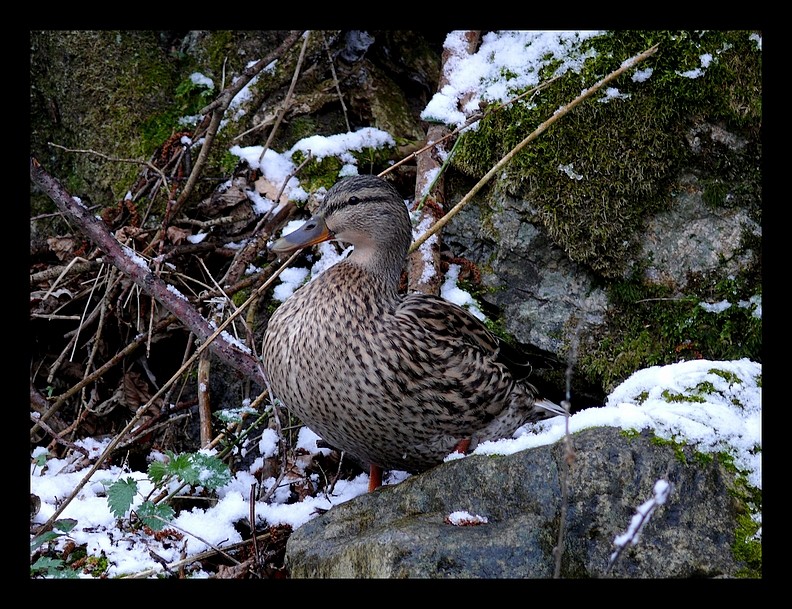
(285, 427, 756, 578)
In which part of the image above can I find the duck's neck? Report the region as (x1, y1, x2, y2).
(344, 244, 406, 295)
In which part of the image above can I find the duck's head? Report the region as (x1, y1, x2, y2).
(270, 175, 413, 267)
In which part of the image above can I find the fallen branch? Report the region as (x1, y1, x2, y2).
(30, 156, 265, 385)
(407, 30, 481, 296)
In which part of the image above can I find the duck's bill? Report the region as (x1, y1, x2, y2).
(270, 215, 334, 253)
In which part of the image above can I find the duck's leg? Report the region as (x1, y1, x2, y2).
(368, 464, 383, 492)
(453, 438, 471, 454)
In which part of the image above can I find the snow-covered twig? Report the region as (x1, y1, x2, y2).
(607, 478, 672, 573)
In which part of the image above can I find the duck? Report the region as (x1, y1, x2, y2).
(261, 174, 566, 491)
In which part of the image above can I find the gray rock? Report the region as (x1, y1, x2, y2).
(638, 174, 761, 292)
(444, 195, 608, 356)
(285, 427, 751, 578)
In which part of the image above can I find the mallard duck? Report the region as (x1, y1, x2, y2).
(262, 174, 565, 491)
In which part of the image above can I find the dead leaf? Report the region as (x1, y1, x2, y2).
(123, 370, 151, 409)
(47, 236, 78, 261)
(166, 226, 191, 245)
(253, 176, 288, 205)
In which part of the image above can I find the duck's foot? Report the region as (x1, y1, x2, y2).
(453, 438, 471, 455)
(368, 464, 383, 492)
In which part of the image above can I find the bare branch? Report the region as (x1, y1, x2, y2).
(30, 156, 265, 384)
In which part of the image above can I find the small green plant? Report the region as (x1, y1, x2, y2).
(106, 450, 231, 531)
(30, 519, 79, 578)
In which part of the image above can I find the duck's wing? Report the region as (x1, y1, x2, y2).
(394, 293, 567, 419)
(396, 293, 532, 377)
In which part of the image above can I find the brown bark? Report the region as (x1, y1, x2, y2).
(408, 31, 481, 296)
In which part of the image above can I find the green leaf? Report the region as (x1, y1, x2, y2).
(147, 459, 168, 483)
(31, 556, 66, 575)
(30, 519, 78, 552)
(136, 501, 175, 531)
(165, 451, 231, 490)
(53, 518, 78, 533)
(107, 477, 138, 518)
(30, 530, 62, 552)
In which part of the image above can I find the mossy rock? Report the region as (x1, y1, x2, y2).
(450, 30, 762, 279)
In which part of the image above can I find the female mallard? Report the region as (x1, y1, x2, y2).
(262, 175, 565, 490)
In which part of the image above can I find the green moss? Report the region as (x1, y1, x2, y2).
(577, 272, 761, 392)
(733, 511, 762, 577)
(724, 463, 762, 577)
(231, 288, 252, 308)
(204, 30, 236, 73)
(649, 435, 688, 463)
(483, 315, 516, 345)
(291, 153, 345, 195)
(709, 368, 743, 386)
(661, 389, 706, 403)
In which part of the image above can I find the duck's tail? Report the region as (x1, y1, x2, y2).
(534, 397, 569, 418)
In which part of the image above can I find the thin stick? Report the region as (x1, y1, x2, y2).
(323, 31, 351, 132)
(47, 144, 170, 197)
(258, 31, 311, 165)
(120, 531, 273, 579)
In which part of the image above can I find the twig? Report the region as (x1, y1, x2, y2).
(33, 244, 301, 533)
(120, 531, 273, 579)
(219, 151, 312, 288)
(146, 515, 242, 566)
(68, 262, 106, 364)
(606, 479, 672, 574)
(47, 143, 170, 197)
(553, 328, 579, 578)
(199, 31, 303, 117)
(29, 413, 89, 456)
(408, 43, 660, 255)
(31, 313, 178, 438)
(249, 484, 260, 569)
(35, 256, 97, 294)
(322, 31, 351, 132)
(31, 156, 266, 384)
(258, 31, 311, 165)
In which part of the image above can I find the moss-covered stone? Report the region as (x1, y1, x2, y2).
(451, 30, 761, 281)
(578, 271, 761, 392)
(30, 31, 183, 216)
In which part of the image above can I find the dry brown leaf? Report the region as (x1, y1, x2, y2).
(253, 176, 289, 206)
(123, 370, 152, 410)
(166, 226, 192, 245)
(47, 236, 78, 261)
(114, 226, 144, 245)
(213, 558, 254, 579)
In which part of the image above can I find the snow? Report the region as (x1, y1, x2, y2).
(422, 31, 602, 128)
(31, 30, 762, 579)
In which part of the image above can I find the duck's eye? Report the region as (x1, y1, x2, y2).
(348, 196, 361, 206)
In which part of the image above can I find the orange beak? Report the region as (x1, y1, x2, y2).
(270, 215, 334, 254)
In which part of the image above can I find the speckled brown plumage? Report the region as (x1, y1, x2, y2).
(261, 175, 565, 477)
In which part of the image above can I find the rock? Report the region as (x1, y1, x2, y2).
(639, 173, 761, 292)
(444, 196, 609, 357)
(285, 427, 752, 578)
